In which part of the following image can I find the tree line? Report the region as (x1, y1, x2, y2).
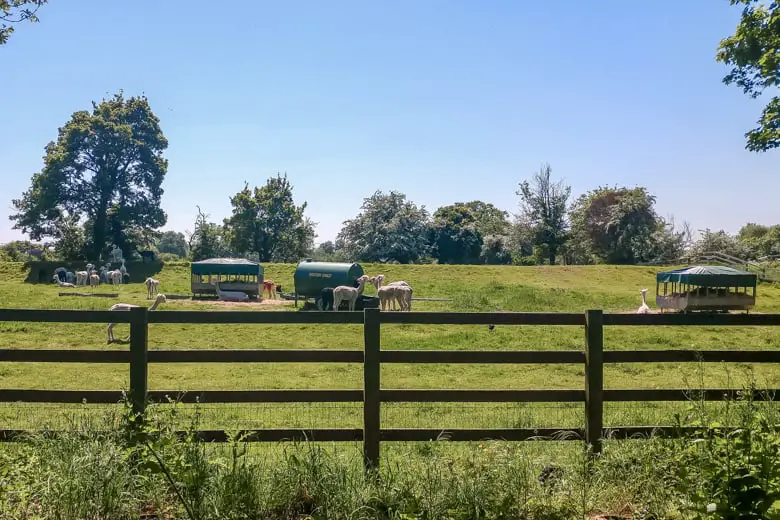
(4, 94, 779, 268)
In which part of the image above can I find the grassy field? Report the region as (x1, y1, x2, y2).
(1, 261, 780, 518)
(0, 261, 778, 433)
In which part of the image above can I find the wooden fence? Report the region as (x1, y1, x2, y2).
(1, 307, 779, 468)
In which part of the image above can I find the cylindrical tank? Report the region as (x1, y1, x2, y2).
(293, 260, 365, 298)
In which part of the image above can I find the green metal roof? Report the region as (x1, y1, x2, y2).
(191, 258, 263, 275)
(656, 265, 757, 287)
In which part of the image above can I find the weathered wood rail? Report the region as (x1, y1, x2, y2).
(0, 307, 779, 468)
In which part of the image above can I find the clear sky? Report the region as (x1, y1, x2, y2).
(2, 1, 778, 245)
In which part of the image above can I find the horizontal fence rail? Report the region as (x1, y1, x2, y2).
(0, 307, 779, 468)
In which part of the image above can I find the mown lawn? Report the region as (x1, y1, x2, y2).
(0, 261, 778, 432)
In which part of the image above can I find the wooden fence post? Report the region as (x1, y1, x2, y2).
(363, 307, 381, 471)
(584, 309, 604, 455)
(129, 306, 149, 421)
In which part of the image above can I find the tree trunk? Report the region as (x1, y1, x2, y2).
(549, 253, 556, 265)
(92, 191, 111, 260)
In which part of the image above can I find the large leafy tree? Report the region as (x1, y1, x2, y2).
(517, 163, 571, 265)
(1, 0, 46, 45)
(337, 190, 431, 263)
(156, 231, 188, 258)
(717, 0, 780, 151)
(430, 204, 483, 264)
(223, 174, 315, 262)
(568, 186, 676, 264)
(10, 92, 168, 260)
(737, 222, 780, 259)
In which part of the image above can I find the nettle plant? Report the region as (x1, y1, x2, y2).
(674, 388, 780, 519)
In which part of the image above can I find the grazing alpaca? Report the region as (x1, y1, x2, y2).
(144, 277, 160, 299)
(75, 271, 88, 286)
(319, 287, 334, 310)
(107, 293, 166, 343)
(216, 282, 249, 302)
(333, 275, 369, 311)
(89, 273, 100, 289)
(263, 280, 277, 299)
(637, 289, 651, 314)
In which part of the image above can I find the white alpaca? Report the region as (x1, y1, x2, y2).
(89, 273, 100, 289)
(216, 283, 249, 302)
(107, 293, 166, 343)
(637, 289, 651, 314)
(333, 275, 369, 311)
(108, 270, 122, 287)
(145, 277, 160, 299)
(377, 285, 397, 311)
(75, 271, 88, 286)
(371, 274, 412, 311)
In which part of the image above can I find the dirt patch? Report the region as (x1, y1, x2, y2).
(180, 298, 293, 308)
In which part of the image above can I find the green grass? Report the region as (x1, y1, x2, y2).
(0, 261, 779, 432)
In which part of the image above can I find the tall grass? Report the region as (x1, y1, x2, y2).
(1, 385, 777, 520)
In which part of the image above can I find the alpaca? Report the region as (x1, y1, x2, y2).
(65, 271, 75, 284)
(89, 273, 100, 289)
(333, 276, 369, 311)
(372, 275, 413, 311)
(109, 270, 122, 287)
(319, 287, 334, 310)
(216, 283, 249, 302)
(263, 280, 277, 299)
(377, 285, 399, 311)
(57, 281, 75, 288)
(107, 293, 166, 343)
(75, 271, 88, 286)
(144, 277, 160, 299)
(394, 285, 412, 311)
(636, 289, 651, 314)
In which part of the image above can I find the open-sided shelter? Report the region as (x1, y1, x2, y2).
(656, 265, 757, 312)
(191, 258, 264, 298)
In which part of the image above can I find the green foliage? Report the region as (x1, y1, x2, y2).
(672, 390, 780, 519)
(688, 228, 749, 260)
(738, 223, 780, 259)
(717, 0, 780, 151)
(569, 186, 668, 264)
(479, 234, 513, 265)
(156, 231, 189, 258)
(223, 174, 315, 263)
(188, 206, 231, 261)
(10, 92, 169, 260)
(517, 163, 571, 265)
(337, 190, 431, 263)
(0, 0, 46, 45)
(0, 240, 52, 261)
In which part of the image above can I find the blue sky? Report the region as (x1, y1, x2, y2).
(2, 1, 777, 245)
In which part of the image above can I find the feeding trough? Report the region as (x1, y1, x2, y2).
(655, 265, 757, 313)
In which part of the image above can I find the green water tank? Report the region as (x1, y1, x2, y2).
(293, 260, 365, 298)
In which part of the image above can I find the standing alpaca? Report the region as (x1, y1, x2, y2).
(372, 274, 413, 311)
(65, 271, 75, 284)
(319, 287, 334, 310)
(89, 273, 100, 289)
(75, 271, 88, 286)
(333, 275, 369, 311)
(107, 293, 167, 343)
(144, 277, 160, 299)
(636, 289, 651, 314)
(394, 285, 412, 311)
(109, 270, 122, 287)
(377, 285, 399, 311)
(263, 280, 277, 299)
